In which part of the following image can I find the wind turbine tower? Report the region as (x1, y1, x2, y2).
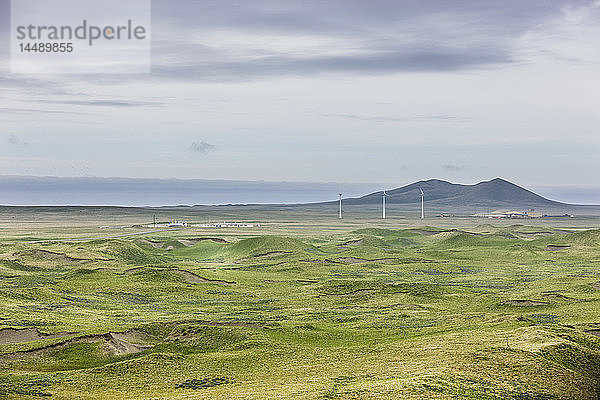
(420, 188, 424, 219)
(382, 191, 387, 219)
(338, 193, 343, 219)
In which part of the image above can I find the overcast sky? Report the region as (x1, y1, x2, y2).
(0, 0, 599, 201)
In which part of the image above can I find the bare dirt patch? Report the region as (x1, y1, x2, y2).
(110, 330, 151, 345)
(585, 329, 600, 337)
(517, 231, 554, 237)
(390, 303, 428, 310)
(432, 229, 482, 237)
(172, 269, 235, 285)
(178, 238, 228, 247)
(139, 239, 164, 249)
(299, 259, 325, 264)
(545, 245, 571, 251)
(501, 300, 549, 306)
(104, 331, 153, 356)
(0, 331, 153, 358)
(338, 239, 364, 248)
(124, 267, 144, 275)
(320, 289, 375, 297)
(254, 251, 292, 258)
(335, 257, 397, 264)
(336, 257, 367, 264)
(0, 328, 76, 345)
(15, 249, 90, 263)
(541, 293, 579, 301)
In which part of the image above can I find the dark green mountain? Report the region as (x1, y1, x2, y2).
(348, 178, 559, 207)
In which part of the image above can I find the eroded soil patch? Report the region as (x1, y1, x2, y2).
(15, 250, 91, 263)
(0, 331, 153, 358)
(172, 269, 235, 285)
(501, 300, 549, 306)
(338, 239, 364, 248)
(335, 257, 397, 264)
(254, 251, 292, 258)
(0, 328, 75, 345)
(545, 245, 571, 251)
(139, 239, 164, 249)
(178, 237, 228, 247)
(517, 231, 554, 237)
(585, 329, 600, 337)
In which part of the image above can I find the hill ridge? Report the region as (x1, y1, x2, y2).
(313, 177, 596, 213)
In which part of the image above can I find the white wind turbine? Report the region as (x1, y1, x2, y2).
(338, 193, 343, 219)
(382, 191, 388, 219)
(420, 188, 424, 219)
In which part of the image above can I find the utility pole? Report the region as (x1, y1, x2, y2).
(420, 188, 424, 219)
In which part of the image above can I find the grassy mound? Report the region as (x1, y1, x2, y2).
(220, 236, 315, 259)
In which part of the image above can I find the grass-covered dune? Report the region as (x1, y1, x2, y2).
(0, 225, 599, 399)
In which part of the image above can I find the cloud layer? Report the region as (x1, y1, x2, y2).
(0, 0, 598, 192)
(189, 141, 216, 154)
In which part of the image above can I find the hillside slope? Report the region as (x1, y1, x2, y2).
(309, 178, 600, 215)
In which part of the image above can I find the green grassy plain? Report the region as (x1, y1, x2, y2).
(0, 209, 599, 399)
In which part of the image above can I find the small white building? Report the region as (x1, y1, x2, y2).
(192, 222, 257, 228)
(168, 221, 188, 227)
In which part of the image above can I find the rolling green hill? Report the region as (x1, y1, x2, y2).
(1, 224, 600, 399)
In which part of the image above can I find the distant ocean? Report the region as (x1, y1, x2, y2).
(0, 176, 386, 206)
(0, 176, 597, 207)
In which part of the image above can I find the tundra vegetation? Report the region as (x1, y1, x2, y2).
(0, 210, 599, 399)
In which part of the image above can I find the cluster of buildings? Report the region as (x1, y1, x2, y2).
(145, 220, 257, 228)
(191, 222, 257, 228)
(145, 220, 188, 228)
(472, 211, 574, 219)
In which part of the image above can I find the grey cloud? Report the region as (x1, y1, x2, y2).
(148, 0, 567, 81)
(0, 107, 85, 115)
(152, 46, 512, 82)
(441, 164, 465, 171)
(0, 0, 574, 85)
(189, 141, 216, 154)
(38, 99, 160, 107)
(292, 47, 510, 73)
(153, 0, 561, 36)
(0, 75, 71, 95)
(320, 113, 465, 123)
(6, 134, 29, 146)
